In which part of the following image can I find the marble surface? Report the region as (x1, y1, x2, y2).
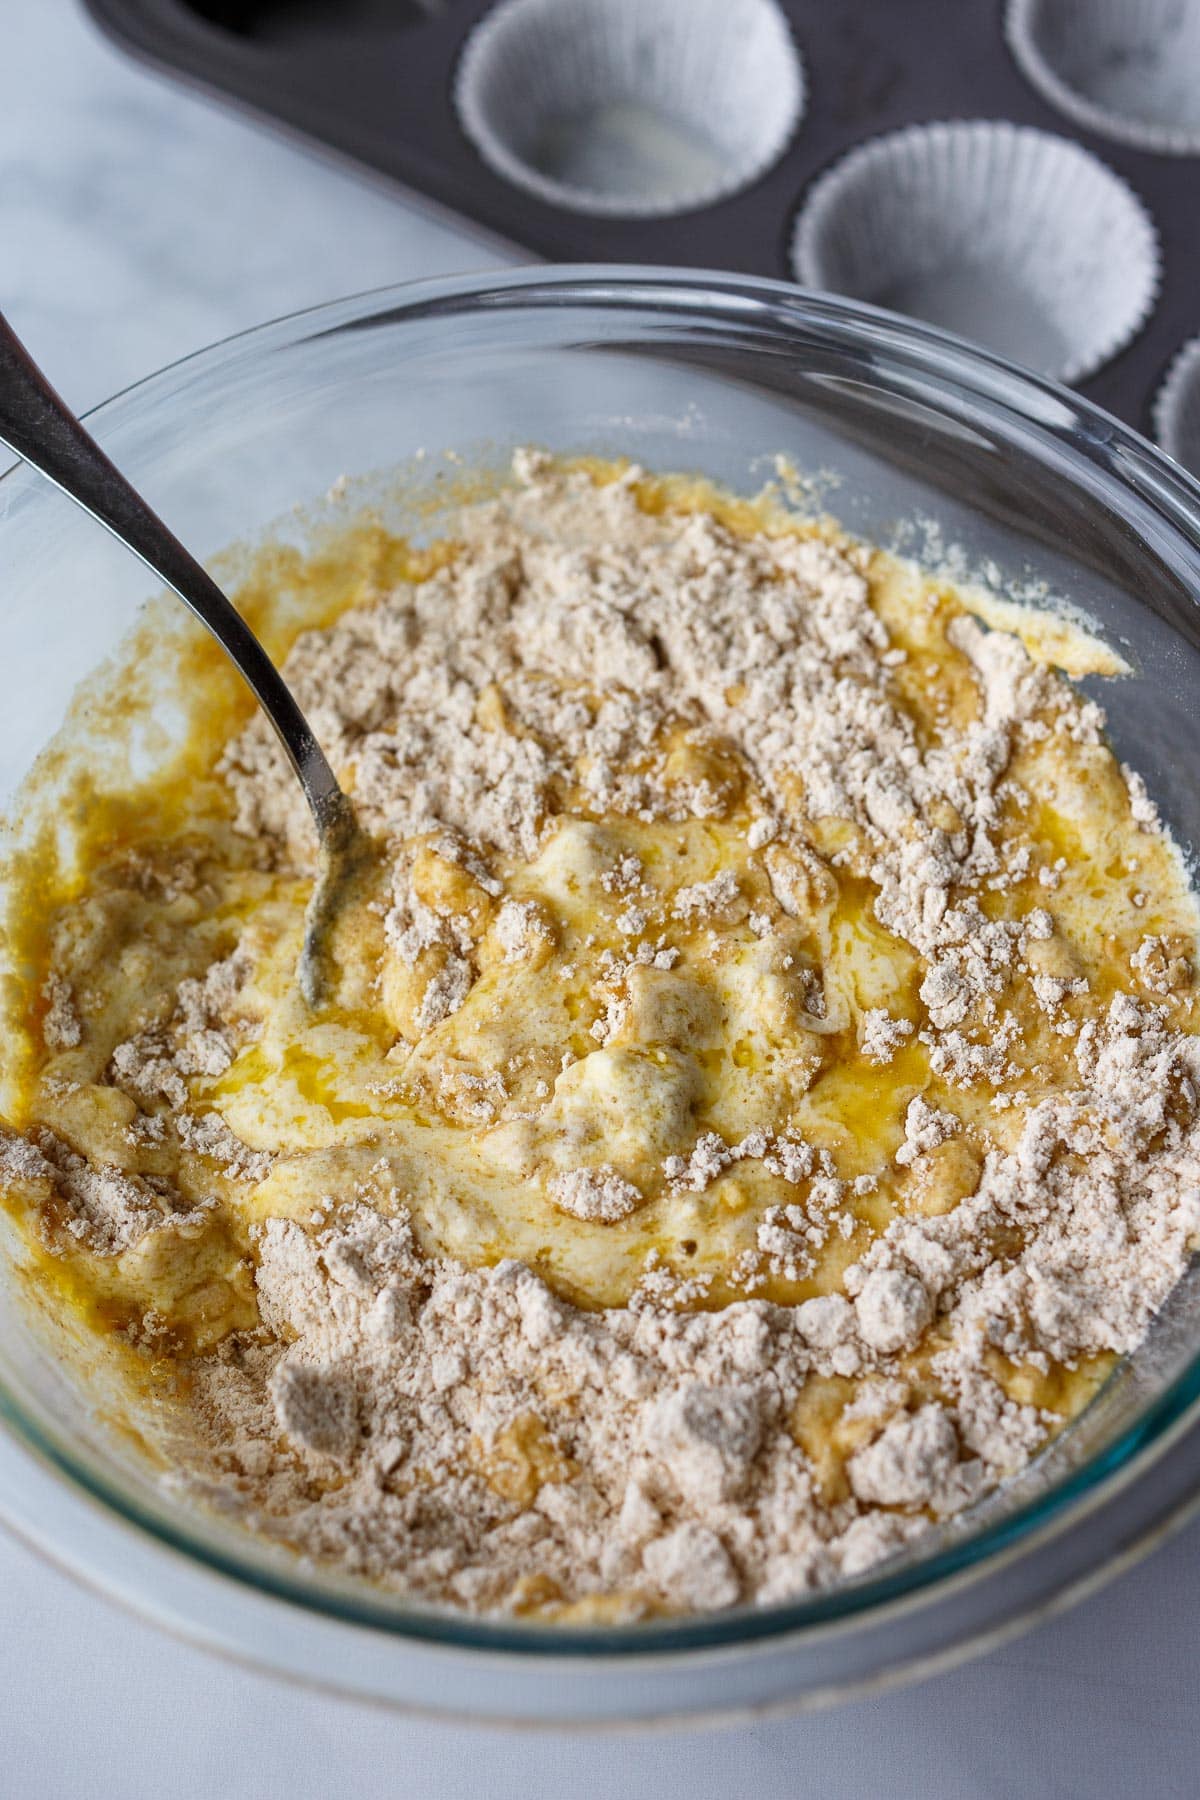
(3, 0, 510, 412)
(3, 3, 1200, 1794)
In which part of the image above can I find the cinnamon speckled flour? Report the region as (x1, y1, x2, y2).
(4, 452, 1200, 1620)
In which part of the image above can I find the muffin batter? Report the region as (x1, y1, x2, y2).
(1, 452, 1197, 1618)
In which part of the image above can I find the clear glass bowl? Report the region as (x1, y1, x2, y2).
(3, 269, 1200, 1724)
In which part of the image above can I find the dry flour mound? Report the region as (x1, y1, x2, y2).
(189, 1199, 945, 1613)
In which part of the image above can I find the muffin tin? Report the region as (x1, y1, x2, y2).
(84, 0, 1200, 459)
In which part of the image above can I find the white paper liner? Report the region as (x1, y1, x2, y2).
(1007, 0, 1200, 156)
(790, 121, 1160, 385)
(1154, 335, 1200, 477)
(454, 0, 804, 217)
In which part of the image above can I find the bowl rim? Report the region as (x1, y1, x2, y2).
(4, 263, 1200, 1664)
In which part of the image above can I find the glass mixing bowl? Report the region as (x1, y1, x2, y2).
(2, 269, 1200, 1725)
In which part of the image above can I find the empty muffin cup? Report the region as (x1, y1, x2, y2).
(1154, 336, 1200, 478)
(790, 122, 1159, 385)
(454, 0, 804, 217)
(1007, 0, 1200, 156)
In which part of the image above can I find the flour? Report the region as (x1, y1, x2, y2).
(41, 975, 82, 1051)
(894, 1096, 961, 1167)
(1131, 933, 1193, 997)
(673, 871, 743, 922)
(15, 453, 1200, 1619)
(846, 1404, 963, 1510)
(0, 1124, 207, 1255)
(109, 946, 255, 1108)
(548, 1166, 642, 1223)
(175, 1111, 274, 1185)
(859, 1007, 914, 1063)
(186, 1201, 883, 1610)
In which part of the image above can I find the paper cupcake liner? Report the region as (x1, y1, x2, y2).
(1007, 0, 1200, 156)
(454, 0, 804, 218)
(790, 121, 1160, 386)
(1153, 335, 1200, 478)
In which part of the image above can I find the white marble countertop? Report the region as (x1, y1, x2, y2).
(3, 4, 1200, 1794)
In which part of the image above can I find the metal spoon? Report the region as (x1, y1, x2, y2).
(0, 309, 365, 1005)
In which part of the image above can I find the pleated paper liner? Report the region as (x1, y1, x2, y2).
(1008, 0, 1200, 157)
(455, 0, 804, 217)
(1154, 335, 1200, 478)
(791, 121, 1160, 385)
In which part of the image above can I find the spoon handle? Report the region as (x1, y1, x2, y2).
(0, 310, 346, 836)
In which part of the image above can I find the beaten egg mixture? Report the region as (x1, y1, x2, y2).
(0, 455, 1196, 1617)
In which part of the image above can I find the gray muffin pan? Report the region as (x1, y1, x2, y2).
(83, 0, 1200, 444)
